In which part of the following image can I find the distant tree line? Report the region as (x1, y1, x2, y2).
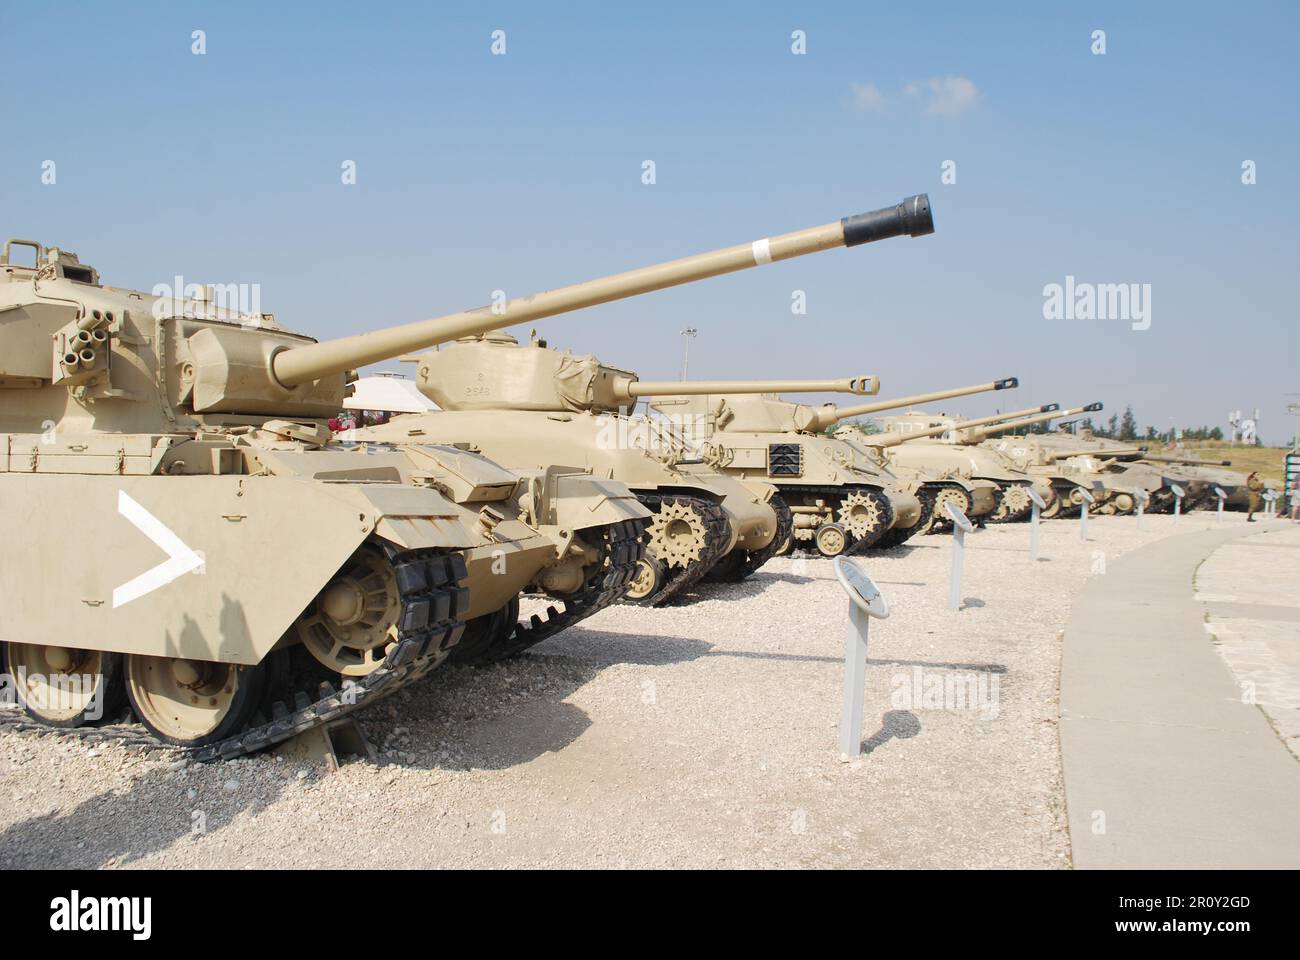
(1078, 405, 1229, 443)
(839, 406, 1244, 444)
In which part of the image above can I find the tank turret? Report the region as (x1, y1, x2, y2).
(412, 331, 876, 414)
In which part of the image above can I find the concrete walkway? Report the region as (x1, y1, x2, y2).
(1060, 519, 1300, 869)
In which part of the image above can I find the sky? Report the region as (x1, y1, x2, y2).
(3, 1, 1297, 441)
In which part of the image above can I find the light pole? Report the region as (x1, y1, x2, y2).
(680, 327, 698, 380)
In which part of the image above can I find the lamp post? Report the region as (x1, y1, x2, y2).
(680, 327, 698, 380)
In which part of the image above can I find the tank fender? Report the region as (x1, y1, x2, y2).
(0, 474, 403, 665)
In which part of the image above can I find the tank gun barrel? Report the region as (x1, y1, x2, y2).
(810, 377, 1018, 429)
(622, 376, 877, 402)
(1140, 454, 1232, 466)
(1045, 445, 1145, 461)
(964, 403, 1102, 441)
(864, 405, 1053, 448)
(271, 194, 934, 387)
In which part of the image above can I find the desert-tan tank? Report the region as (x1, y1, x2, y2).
(356, 337, 873, 588)
(643, 382, 1013, 554)
(1129, 453, 1246, 510)
(0, 197, 930, 753)
(841, 400, 1069, 531)
(985, 430, 1221, 514)
(957, 404, 1116, 517)
(814, 378, 1041, 529)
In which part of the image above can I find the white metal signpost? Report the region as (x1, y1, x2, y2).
(1134, 487, 1149, 530)
(1028, 487, 1046, 561)
(1171, 483, 1185, 522)
(1214, 485, 1227, 522)
(946, 501, 974, 611)
(1078, 486, 1095, 541)
(832, 556, 890, 760)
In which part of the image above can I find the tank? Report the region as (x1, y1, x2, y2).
(644, 380, 1019, 554)
(845, 399, 1073, 530)
(986, 431, 1221, 514)
(819, 379, 1044, 528)
(1132, 454, 1249, 510)
(359, 337, 863, 585)
(0, 196, 931, 753)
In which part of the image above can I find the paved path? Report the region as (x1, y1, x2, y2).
(1060, 519, 1300, 869)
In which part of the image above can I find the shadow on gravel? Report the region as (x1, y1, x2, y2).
(524, 629, 1008, 674)
(861, 709, 922, 755)
(0, 755, 289, 869)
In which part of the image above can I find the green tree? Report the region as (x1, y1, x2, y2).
(1120, 406, 1138, 441)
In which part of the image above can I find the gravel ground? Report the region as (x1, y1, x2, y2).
(1, 514, 1197, 869)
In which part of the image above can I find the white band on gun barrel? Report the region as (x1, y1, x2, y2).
(751, 238, 773, 265)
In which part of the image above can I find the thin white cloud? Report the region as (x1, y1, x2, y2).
(905, 75, 981, 115)
(849, 75, 981, 116)
(849, 82, 888, 113)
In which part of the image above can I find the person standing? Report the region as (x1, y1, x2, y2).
(1246, 472, 1263, 522)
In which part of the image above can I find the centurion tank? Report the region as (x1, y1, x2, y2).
(644, 382, 999, 555)
(0, 195, 931, 753)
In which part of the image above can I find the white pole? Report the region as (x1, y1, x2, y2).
(839, 602, 869, 758)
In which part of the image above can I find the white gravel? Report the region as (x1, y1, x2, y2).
(0, 514, 1194, 868)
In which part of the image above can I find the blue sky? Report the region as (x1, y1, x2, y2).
(3, 1, 1297, 440)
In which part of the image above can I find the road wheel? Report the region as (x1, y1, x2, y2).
(3, 644, 125, 728)
(125, 655, 266, 748)
(814, 522, 850, 557)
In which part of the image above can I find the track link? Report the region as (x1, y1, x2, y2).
(457, 519, 647, 664)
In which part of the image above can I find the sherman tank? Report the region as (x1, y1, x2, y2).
(642, 381, 1006, 555)
(0, 195, 931, 752)
(956, 400, 1107, 512)
(847, 400, 1070, 531)
(814, 378, 1043, 529)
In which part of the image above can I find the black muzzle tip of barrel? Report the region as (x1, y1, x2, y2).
(841, 193, 935, 247)
(899, 194, 934, 236)
(996, 377, 1018, 390)
(1085, 402, 1103, 412)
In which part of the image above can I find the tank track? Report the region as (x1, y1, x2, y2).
(1138, 487, 1176, 514)
(987, 481, 1034, 524)
(1049, 481, 1085, 518)
(873, 486, 934, 549)
(0, 545, 470, 763)
(630, 494, 731, 605)
(703, 495, 794, 582)
(456, 519, 647, 664)
(784, 485, 895, 556)
(920, 482, 970, 534)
